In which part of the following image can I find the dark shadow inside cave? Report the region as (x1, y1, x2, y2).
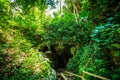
(40, 44, 73, 70)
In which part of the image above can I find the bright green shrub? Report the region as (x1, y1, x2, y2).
(67, 23, 120, 79)
(67, 45, 112, 79)
(0, 28, 56, 80)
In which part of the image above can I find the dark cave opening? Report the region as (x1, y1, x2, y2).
(40, 45, 73, 70)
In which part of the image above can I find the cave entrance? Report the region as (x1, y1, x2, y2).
(41, 45, 73, 70)
(53, 51, 72, 70)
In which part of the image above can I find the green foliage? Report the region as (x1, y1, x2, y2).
(0, 0, 56, 79)
(66, 0, 120, 80)
(0, 0, 120, 79)
(43, 12, 92, 46)
(14, 0, 51, 13)
(67, 44, 120, 79)
(0, 0, 12, 26)
(44, 13, 77, 44)
(0, 27, 56, 79)
(91, 23, 120, 49)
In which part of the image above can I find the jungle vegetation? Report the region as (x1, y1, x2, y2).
(0, 0, 120, 80)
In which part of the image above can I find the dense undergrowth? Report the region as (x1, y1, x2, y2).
(0, 0, 56, 79)
(0, 27, 56, 79)
(66, 0, 120, 79)
(0, 0, 120, 80)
